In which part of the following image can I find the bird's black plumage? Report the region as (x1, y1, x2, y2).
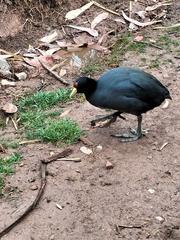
(74, 67, 171, 141)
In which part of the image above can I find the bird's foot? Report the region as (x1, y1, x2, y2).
(130, 128, 149, 136)
(111, 130, 142, 142)
(91, 112, 125, 128)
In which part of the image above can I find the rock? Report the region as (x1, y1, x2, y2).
(148, 188, 155, 194)
(30, 185, 38, 191)
(1, 79, 16, 87)
(155, 216, 164, 223)
(80, 146, 93, 155)
(15, 72, 27, 81)
(46, 197, 51, 203)
(28, 177, 36, 183)
(2, 103, 18, 114)
(0, 58, 11, 72)
(49, 234, 55, 240)
(105, 160, 114, 169)
(96, 145, 103, 151)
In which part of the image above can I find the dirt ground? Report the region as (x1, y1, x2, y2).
(0, 1, 180, 240)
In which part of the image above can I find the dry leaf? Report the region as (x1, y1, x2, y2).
(66, 25, 98, 37)
(80, 146, 93, 155)
(2, 103, 18, 114)
(129, 22, 139, 31)
(38, 47, 60, 56)
(114, 18, 126, 24)
(136, 11, 146, 19)
(24, 55, 54, 68)
(73, 33, 93, 45)
(1, 79, 16, 86)
(67, 44, 87, 52)
(134, 35, 144, 42)
(91, 12, 109, 29)
(40, 31, 59, 43)
(56, 41, 73, 48)
(122, 10, 161, 27)
(65, 1, 94, 20)
(59, 68, 67, 77)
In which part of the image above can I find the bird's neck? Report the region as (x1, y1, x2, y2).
(84, 78, 97, 98)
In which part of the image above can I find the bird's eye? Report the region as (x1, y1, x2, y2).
(73, 82, 78, 88)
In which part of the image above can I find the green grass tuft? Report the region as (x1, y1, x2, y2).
(0, 140, 19, 149)
(0, 153, 22, 195)
(30, 118, 82, 143)
(18, 88, 82, 144)
(18, 88, 72, 111)
(158, 34, 179, 49)
(81, 62, 102, 75)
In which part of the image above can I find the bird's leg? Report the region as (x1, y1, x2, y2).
(112, 115, 143, 142)
(91, 111, 125, 127)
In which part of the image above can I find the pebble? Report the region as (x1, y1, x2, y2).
(49, 234, 55, 240)
(28, 177, 36, 183)
(148, 188, 155, 194)
(96, 145, 103, 151)
(15, 72, 27, 81)
(30, 185, 38, 191)
(105, 160, 114, 169)
(155, 216, 164, 223)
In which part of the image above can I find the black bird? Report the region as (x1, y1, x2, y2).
(70, 67, 171, 141)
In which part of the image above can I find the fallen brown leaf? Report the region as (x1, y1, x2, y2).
(40, 31, 59, 44)
(91, 12, 109, 29)
(65, 1, 94, 20)
(66, 25, 98, 37)
(122, 10, 161, 27)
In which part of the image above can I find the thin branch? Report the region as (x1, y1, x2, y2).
(39, 60, 69, 86)
(0, 149, 72, 238)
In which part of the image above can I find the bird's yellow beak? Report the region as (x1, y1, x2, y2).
(70, 88, 77, 98)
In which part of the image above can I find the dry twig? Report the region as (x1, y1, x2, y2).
(39, 60, 69, 86)
(0, 149, 72, 238)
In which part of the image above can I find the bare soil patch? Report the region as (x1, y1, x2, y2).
(0, 1, 180, 240)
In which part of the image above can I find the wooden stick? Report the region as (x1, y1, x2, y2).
(93, 1, 121, 16)
(154, 23, 180, 29)
(39, 60, 69, 86)
(0, 149, 72, 238)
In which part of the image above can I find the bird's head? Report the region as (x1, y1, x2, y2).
(70, 76, 97, 98)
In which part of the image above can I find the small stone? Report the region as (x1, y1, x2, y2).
(15, 72, 27, 81)
(2, 102, 18, 114)
(28, 177, 36, 183)
(80, 146, 93, 155)
(96, 145, 103, 151)
(30, 185, 38, 191)
(1, 79, 16, 86)
(152, 146, 156, 150)
(155, 216, 164, 223)
(19, 163, 24, 167)
(56, 203, 63, 210)
(147, 155, 152, 160)
(106, 160, 114, 169)
(46, 197, 51, 203)
(49, 234, 55, 240)
(148, 188, 155, 194)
